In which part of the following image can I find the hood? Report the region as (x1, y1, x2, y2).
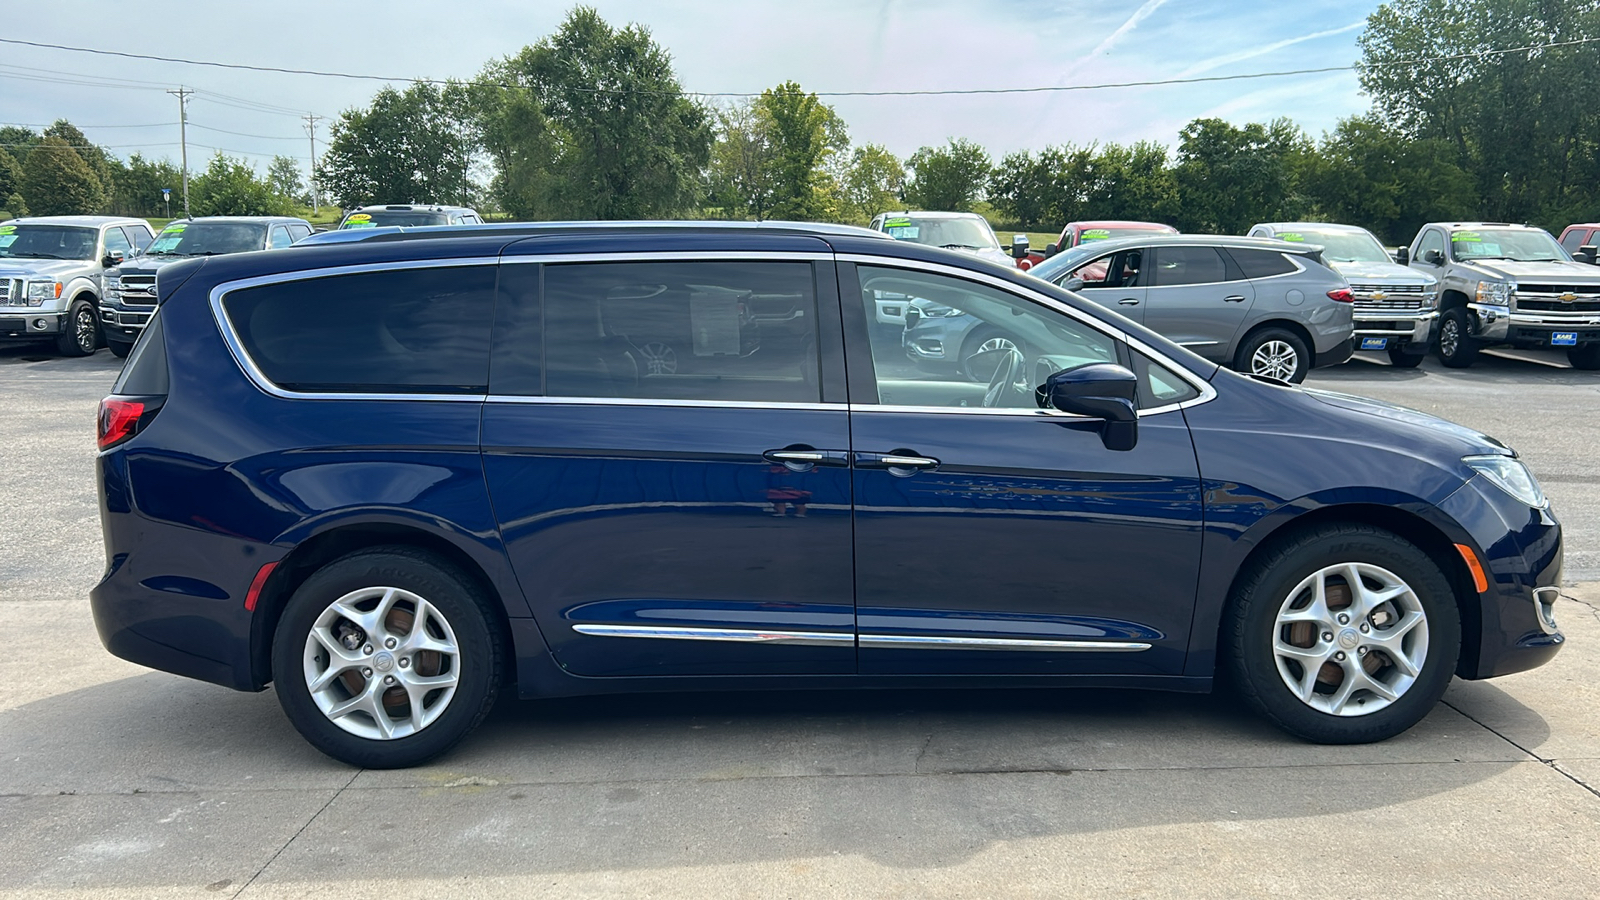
(0, 259, 91, 280)
(968, 247, 1012, 263)
(1303, 388, 1509, 456)
(1329, 259, 1434, 285)
(112, 256, 187, 277)
(1467, 259, 1600, 284)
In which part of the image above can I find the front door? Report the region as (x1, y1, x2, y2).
(844, 262, 1204, 675)
(481, 257, 857, 677)
(1143, 245, 1256, 361)
(1061, 248, 1148, 324)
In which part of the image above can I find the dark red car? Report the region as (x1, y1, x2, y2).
(1009, 220, 1179, 272)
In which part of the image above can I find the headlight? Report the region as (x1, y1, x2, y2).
(24, 281, 62, 306)
(1464, 454, 1547, 508)
(1423, 288, 1440, 309)
(105, 276, 121, 302)
(1475, 280, 1514, 306)
(918, 305, 964, 318)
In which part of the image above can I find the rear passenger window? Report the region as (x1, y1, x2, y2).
(267, 226, 294, 249)
(1151, 246, 1228, 286)
(533, 261, 820, 403)
(224, 266, 495, 394)
(1227, 248, 1298, 279)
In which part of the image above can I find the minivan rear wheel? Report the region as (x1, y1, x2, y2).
(271, 547, 503, 768)
(1223, 524, 1460, 744)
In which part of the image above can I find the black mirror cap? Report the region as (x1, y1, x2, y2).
(1044, 243, 1059, 257)
(1393, 246, 1410, 265)
(1578, 245, 1598, 265)
(1037, 363, 1139, 450)
(1423, 249, 1445, 266)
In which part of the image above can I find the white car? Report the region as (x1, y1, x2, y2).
(867, 212, 1013, 327)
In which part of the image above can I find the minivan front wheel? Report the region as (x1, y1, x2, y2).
(272, 547, 503, 768)
(1224, 524, 1460, 744)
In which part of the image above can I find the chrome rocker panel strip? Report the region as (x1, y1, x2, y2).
(571, 624, 854, 647)
(857, 634, 1151, 652)
(572, 624, 1151, 653)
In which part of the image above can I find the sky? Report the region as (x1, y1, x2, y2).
(1, 0, 1385, 179)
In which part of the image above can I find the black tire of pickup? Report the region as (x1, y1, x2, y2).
(1386, 344, 1425, 368)
(1436, 308, 1479, 369)
(1569, 344, 1600, 370)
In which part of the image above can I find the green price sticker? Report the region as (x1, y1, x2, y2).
(162, 224, 187, 234)
(1081, 229, 1111, 240)
(1278, 232, 1304, 242)
(0, 225, 15, 234)
(1452, 232, 1481, 242)
(883, 217, 911, 228)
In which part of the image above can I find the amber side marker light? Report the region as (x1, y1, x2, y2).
(1454, 543, 1490, 593)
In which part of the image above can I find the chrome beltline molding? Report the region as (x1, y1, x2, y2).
(571, 623, 1151, 652)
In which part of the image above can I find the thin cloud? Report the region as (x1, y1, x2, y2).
(1082, 0, 1174, 63)
(1177, 21, 1364, 77)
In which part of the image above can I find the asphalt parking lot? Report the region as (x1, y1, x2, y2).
(3, 344, 1598, 898)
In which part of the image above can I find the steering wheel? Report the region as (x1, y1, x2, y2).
(981, 347, 1030, 408)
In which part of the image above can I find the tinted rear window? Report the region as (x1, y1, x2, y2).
(112, 310, 169, 396)
(1226, 248, 1298, 279)
(1152, 246, 1228, 286)
(224, 266, 495, 394)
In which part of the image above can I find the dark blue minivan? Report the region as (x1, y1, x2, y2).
(91, 222, 1565, 768)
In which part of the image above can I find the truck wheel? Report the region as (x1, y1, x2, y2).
(107, 339, 133, 359)
(1234, 328, 1309, 383)
(55, 300, 99, 357)
(1435, 308, 1478, 368)
(1568, 345, 1600, 371)
(1386, 345, 1425, 368)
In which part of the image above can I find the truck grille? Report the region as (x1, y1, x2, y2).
(119, 274, 158, 307)
(1349, 283, 1428, 311)
(1516, 284, 1600, 313)
(0, 278, 20, 305)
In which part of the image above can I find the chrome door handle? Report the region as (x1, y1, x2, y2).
(855, 452, 940, 475)
(1118, 298, 1140, 306)
(1223, 295, 1247, 303)
(764, 448, 849, 472)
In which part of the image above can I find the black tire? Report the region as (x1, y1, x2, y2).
(1435, 307, 1479, 368)
(107, 339, 133, 359)
(960, 327, 1021, 383)
(1223, 524, 1461, 744)
(271, 547, 504, 768)
(1386, 345, 1425, 368)
(55, 299, 99, 357)
(1567, 344, 1600, 371)
(1233, 327, 1310, 384)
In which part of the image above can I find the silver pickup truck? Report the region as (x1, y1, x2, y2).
(1249, 222, 1439, 367)
(1403, 222, 1600, 369)
(0, 216, 156, 356)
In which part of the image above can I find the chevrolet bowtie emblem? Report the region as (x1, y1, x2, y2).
(1370, 291, 1387, 301)
(1560, 292, 1578, 303)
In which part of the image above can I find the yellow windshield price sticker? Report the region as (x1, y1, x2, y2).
(347, 214, 372, 223)
(1279, 232, 1304, 242)
(1452, 232, 1481, 242)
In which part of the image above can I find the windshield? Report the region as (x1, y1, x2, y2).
(0, 224, 97, 260)
(1274, 228, 1389, 263)
(340, 211, 452, 229)
(881, 216, 999, 251)
(142, 221, 268, 257)
(1450, 228, 1568, 262)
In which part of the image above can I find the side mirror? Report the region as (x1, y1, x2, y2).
(1011, 234, 1030, 259)
(1044, 242, 1059, 258)
(1422, 249, 1445, 266)
(1037, 363, 1139, 451)
(1393, 246, 1409, 265)
(1578, 245, 1598, 265)
(1061, 275, 1085, 292)
(102, 250, 125, 268)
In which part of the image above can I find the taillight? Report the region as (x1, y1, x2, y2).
(1327, 288, 1354, 303)
(97, 397, 145, 449)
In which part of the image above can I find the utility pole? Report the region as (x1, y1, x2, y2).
(302, 114, 323, 213)
(166, 86, 193, 218)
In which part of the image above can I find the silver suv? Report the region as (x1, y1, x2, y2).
(1028, 234, 1354, 383)
(1404, 222, 1600, 369)
(0, 216, 156, 356)
(1249, 222, 1438, 367)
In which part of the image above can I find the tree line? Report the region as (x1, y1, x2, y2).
(5, 1, 1598, 246)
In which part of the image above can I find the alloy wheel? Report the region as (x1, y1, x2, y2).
(1250, 340, 1299, 381)
(1272, 562, 1430, 717)
(302, 586, 461, 740)
(75, 307, 97, 353)
(1439, 318, 1459, 357)
(637, 342, 677, 375)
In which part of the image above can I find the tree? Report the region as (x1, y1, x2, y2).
(19, 136, 105, 216)
(0, 149, 20, 206)
(43, 120, 117, 211)
(0, 127, 38, 166)
(904, 138, 991, 212)
(1302, 115, 1476, 245)
(266, 155, 308, 205)
(838, 144, 905, 225)
(191, 154, 291, 216)
(755, 81, 848, 221)
(110, 154, 184, 217)
(706, 99, 777, 220)
(491, 6, 713, 219)
(1173, 118, 1312, 233)
(319, 82, 478, 208)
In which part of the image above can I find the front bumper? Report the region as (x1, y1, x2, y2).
(1352, 309, 1436, 347)
(0, 310, 64, 340)
(100, 303, 155, 342)
(1470, 303, 1600, 345)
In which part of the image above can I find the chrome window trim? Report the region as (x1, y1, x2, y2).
(499, 250, 834, 265)
(209, 257, 500, 403)
(839, 254, 1217, 415)
(858, 634, 1151, 652)
(488, 395, 840, 411)
(571, 624, 853, 647)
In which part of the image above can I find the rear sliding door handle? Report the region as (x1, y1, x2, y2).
(1223, 295, 1247, 303)
(764, 448, 850, 472)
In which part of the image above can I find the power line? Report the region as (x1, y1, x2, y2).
(1, 33, 1597, 98)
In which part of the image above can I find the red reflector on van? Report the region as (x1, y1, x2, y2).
(244, 561, 281, 612)
(97, 398, 145, 449)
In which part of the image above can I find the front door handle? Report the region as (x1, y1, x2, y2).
(855, 451, 940, 476)
(1223, 295, 1247, 303)
(1118, 298, 1140, 306)
(764, 448, 849, 472)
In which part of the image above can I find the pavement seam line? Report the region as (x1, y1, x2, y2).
(230, 767, 363, 899)
(1441, 697, 1600, 801)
